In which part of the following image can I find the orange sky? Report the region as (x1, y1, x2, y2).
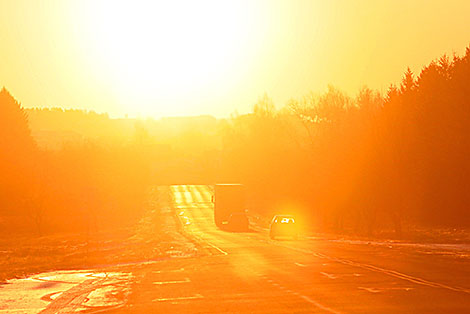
(0, 0, 469, 118)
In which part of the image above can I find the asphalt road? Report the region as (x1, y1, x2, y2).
(110, 185, 470, 313)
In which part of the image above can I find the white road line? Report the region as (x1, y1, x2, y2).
(320, 272, 337, 279)
(152, 268, 184, 274)
(172, 189, 228, 257)
(204, 240, 228, 256)
(358, 287, 381, 293)
(359, 286, 413, 293)
(300, 295, 342, 314)
(153, 278, 190, 285)
(189, 233, 228, 256)
(153, 294, 204, 302)
(275, 243, 470, 294)
(294, 262, 307, 267)
(266, 275, 340, 314)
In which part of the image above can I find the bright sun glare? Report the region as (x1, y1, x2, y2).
(79, 1, 255, 117)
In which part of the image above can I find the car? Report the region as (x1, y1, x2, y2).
(269, 215, 298, 239)
(226, 212, 249, 231)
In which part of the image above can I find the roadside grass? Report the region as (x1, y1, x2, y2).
(307, 225, 470, 245)
(0, 186, 196, 282)
(248, 209, 469, 244)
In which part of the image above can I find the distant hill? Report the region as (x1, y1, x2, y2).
(25, 108, 219, 149)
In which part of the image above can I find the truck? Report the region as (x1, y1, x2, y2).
(213, 184, 248, 230)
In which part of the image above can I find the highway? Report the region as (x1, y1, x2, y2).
(113, 185, 470, 313)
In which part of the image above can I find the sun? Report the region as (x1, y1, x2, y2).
(77, 1, 255, 117)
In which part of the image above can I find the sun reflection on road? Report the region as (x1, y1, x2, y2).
(0, 270, 132, 313)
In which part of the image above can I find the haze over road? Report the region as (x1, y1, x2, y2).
(4, 185, 469, 313)
(114, 185, 470, 313)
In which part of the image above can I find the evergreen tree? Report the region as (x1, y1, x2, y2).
(0, 87, 35, 159)
(0, 87, 36, 215)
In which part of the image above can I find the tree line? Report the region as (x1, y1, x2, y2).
(1, 46, 469, 237)
(218, 47, 470, 236)
(0, 88, 153, 235)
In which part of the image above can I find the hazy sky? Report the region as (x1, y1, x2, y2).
(0, 0, 469, 118)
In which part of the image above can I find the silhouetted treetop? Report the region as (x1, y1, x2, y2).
(0, 87, 35, 156)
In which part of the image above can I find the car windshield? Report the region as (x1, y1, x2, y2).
(274, 216, 295, 223)
(281, 217, 294, 223)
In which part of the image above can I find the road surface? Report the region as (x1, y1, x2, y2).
(3, 184, 469, 313)
(113, 185, 470, 313)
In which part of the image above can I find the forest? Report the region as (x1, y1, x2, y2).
(1, 46, 469, 238)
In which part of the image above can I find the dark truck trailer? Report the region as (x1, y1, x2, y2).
(213, 184, 247, 230)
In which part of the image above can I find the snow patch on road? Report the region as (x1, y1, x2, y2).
(0, 270, 132, 314)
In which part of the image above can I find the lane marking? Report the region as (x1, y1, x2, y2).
(153, 278, 190, 285)
(204, 240, 228, 256)
(189, 233, 228, 256)
(178, 185, 338, 314)
(153, 294, 203, 302)
(265, 277, 341, 314)
(359, 286, 413, 293)
(172, 186, 228, 257)
(300, 295, 342, 314)
(320, 272, 337, 279)
(152, 268, 184, 274)
(358, 287, 381, 293)
(275, 243, 470, 294)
